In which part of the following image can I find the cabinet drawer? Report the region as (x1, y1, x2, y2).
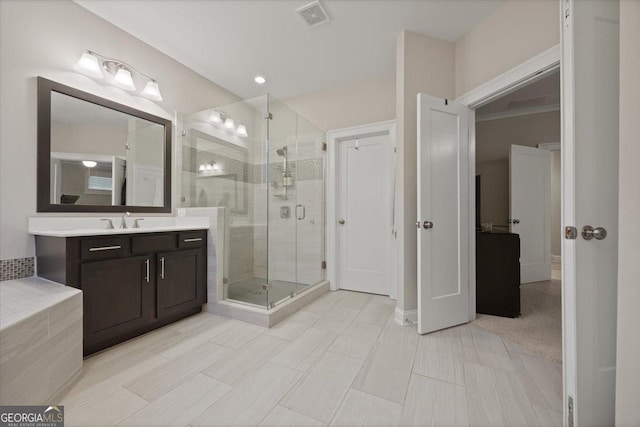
(132, 233, 177, 253)
(80, 237, 130, 260)
(178, 231, 206, 248)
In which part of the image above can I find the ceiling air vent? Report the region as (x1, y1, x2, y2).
(508, 96, 547, 110)
(296, 1, 331, 28)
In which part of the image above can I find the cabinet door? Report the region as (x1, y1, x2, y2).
(81, 255, 153, 348)
(157, 249, 205, 318)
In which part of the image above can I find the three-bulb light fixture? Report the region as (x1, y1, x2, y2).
(198, 161, 220, 173)
(74, 50, 163, 101)
(208, 110, 248, 138)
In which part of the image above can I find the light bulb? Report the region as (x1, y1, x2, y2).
(206, 163, 213, 171)
(212, 162, 219, 171)
(209, 111, 222, 124)
(82, 160, 97, 168)
(199, 164, 206, 171)
(141, 80, 163, 101)
(254, 75, 266, 84)
(74, 51, 103, 79)
(236, 123, 248, 138)
(224, 118, 235, 130)
(112, 67, 136, 91)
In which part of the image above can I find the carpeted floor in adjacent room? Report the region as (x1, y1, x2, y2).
(473, 278, 562, 363)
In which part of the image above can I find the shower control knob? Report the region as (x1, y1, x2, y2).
(338, 219, 345, 225)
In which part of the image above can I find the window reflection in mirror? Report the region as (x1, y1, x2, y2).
(49, 92, 165, 207)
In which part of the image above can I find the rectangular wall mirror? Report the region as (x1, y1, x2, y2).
(37, 77, 172, 212)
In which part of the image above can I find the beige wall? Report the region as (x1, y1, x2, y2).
(396, 30, 455, 312)
(0, 0, 239, 260)
(455, 0, 559, 97)
(476, 111, 561, 162)
(476, 158, 509, 227)
(283, 75, 395, 131)
(616, 1, 640, 425)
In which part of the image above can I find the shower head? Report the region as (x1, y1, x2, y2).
(276, 146, 287, 157)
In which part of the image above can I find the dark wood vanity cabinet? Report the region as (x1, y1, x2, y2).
(35, 229, 207, 355)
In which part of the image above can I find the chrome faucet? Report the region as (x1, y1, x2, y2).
(133, 218, 144, 229)
(120, 212, 130, 229)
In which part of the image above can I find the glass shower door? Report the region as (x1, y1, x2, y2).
(266, 98, 325, 308)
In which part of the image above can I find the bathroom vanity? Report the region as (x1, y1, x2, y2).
(31, 221, 208, 355)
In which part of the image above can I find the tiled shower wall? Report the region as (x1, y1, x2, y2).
(254, 141, 324, 286)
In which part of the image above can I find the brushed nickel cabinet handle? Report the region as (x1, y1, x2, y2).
(184, 237, 202, 242)
(89, 245, 121, 252)
(160, 256, 165, 279)
(145, 259, 150, 283)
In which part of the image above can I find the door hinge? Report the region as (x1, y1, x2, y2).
(321, 261, 327, 269)
(568, 396, 574, 427)
(565, 226, 577, 240)
(264, 112, 273, 120)
(322, 142, 327, 151)
(564, 0, 571, 26)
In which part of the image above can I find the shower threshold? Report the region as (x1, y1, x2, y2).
(227, 277, 310, 308)
(207, 280, 330, 327)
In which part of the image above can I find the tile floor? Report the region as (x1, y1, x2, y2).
(60, 290, 563, 426)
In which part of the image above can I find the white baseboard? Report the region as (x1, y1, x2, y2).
(394, 307, 417, 326)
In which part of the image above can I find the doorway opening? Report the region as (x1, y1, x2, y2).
(473, 70, 562, 363)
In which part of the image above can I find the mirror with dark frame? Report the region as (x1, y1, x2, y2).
(37, 77, 172, 213)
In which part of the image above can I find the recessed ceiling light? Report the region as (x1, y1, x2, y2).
(254, 75, 266, 85)
(82, 160, 97, 168)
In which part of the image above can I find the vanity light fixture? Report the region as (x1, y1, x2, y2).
(74, 52, 104, 79)
(112, 67, 136, 92)
(141, 80, 163, 101)
(236, 123, 248, 138)
(254, 75, 267, 85)
(73, 50, 163, 101)
(224, 118, 235, 130)
(209, 111, 223, 124)
(82, 160, 97, 168)
(198, 162, 219, 173)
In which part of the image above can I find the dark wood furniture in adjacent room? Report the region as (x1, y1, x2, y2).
(476, 231, 521, 318)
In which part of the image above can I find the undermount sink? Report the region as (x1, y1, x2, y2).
(28, 216, 209, 237)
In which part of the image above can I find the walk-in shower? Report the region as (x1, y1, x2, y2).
(181, 94, 326, 309)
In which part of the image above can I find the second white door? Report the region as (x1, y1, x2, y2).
(337, 134, 392, 295)
(509, 144, 552, 283)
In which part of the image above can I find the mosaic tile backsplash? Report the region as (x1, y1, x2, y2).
(0, 257, 35, 281)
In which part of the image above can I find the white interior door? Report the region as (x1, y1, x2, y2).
(562, 0, 619, 426)
(509, 144, 551, 283)
(417, 94, 470, 334)
(337, 134, 391, 295)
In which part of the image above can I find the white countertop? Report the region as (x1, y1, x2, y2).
(28, 216, 210, 237)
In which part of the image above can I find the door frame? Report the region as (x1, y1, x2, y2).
(326, 120, 397, 297)
(455, 43, 560, 321)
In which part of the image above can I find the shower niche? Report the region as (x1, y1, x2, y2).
(181, 95, 326, 310)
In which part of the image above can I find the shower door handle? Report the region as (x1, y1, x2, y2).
(296, 204, 306, 220)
